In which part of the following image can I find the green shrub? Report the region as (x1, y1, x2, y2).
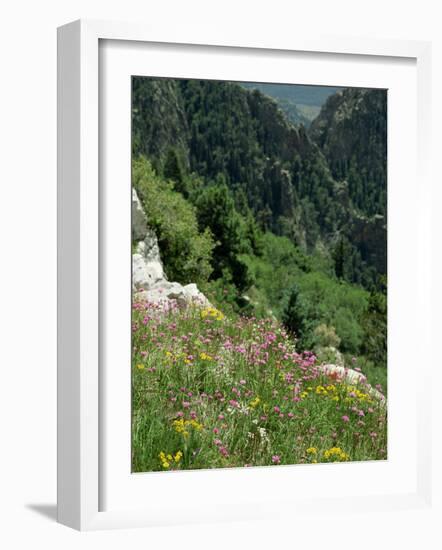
(132, 156, 214, 285)
(313, 323, 341, 348)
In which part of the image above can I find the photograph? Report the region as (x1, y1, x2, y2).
(130, 77, 388, 473)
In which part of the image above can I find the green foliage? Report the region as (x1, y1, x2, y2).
(131, 78, 389, 476)
(132, 302, 387, 472)
(132, 156, 214, 285)
(361, 287, 387, 368)
(297, 272, 367, 354)
(310, 88, 387, 218)
(282, 284, 314, 349)
(333, 237, 346, 279)
(163, 148, 187, 196)
(131, 77, 387, 376)
(243, 232, 369, 355)
(191, 181, 253, 293)
(313, 323, 341, 349)
(132, 78, 189, 163)
(243, 233, 308, 317)
(132, 77, 387, 290)
(353, 357, 387, 396)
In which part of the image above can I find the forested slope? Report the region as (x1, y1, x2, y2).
(132, 77, 387, 372)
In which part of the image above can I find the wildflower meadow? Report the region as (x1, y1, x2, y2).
(131, 78, 388, 473)
(132, 299, 387, 472)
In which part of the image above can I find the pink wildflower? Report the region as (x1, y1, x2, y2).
(219, 446, 229, 457)
(272, 455, 281, 464)
(342, 415, 350, 422)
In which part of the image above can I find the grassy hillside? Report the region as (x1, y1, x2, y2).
(132, 299, 387, 472)
(131, 78, 388, 471)
(133, 158, 387, 374)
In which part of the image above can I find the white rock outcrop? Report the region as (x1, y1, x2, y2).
(132, 232, 165, 290)
(132, 188, 148, 241)
(319, 364, 386, 404)
(132, 188, 210, 308)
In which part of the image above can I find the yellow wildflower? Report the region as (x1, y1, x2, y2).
(159, 450, 183, 469)
(172, 418, 203, 435)
(201, 307, 225, 321)
(189, 419, 203, 431)
(158, 451, 171, 469)
(136, 363, 144, 370)
(323, 447, 350, 462)
(250, 396, 261, 409)
(306, 447, 317, 455)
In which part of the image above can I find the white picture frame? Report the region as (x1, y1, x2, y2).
(57, 19, 432, 531)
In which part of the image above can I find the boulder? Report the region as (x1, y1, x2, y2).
(134, 281, 211, 308)
(131, 188, 211, 309)
(132, 230, 165, 290)
(182, 283, 211, 307)
(319, 364, 386, 404)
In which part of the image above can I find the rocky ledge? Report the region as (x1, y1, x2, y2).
(132, 188, 210, 308)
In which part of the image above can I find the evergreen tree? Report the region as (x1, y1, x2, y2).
(282, 285, 313, 349)
(192, 182, 252, 293)
(361, 287, 387, 367)
(333, 237, 346, 279)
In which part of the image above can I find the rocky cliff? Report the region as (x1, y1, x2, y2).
(132, 189, 210, 308)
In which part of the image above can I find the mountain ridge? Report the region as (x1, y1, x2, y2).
(132, 78, 386, 288)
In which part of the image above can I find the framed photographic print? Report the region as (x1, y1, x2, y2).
(57, 19, 432, 530)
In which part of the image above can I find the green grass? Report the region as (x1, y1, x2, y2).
(132, 300, 387, 473)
